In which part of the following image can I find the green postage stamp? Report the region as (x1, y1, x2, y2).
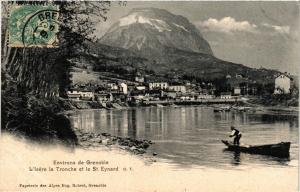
(8, 4, 60, 47)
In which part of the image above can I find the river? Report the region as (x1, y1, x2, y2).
(69, 106, 298, 170)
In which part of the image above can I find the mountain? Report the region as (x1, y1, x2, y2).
(74, 8, 280, 83)
(100, 8, 213, 61)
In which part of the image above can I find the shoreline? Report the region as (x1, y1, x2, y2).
(63, 102, 299, 115)
(73, 128, 158, 160)
(61, 96, 299, 112)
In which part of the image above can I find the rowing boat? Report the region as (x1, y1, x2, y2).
(213, 106, 231, 112)
(221, 140, 290, 158)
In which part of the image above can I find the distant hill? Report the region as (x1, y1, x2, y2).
(70, 40, 279, 84)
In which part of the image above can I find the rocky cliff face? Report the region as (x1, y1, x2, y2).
(100, 8, 213, 60)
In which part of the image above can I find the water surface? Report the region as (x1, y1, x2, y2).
(69, 106, 298, 169)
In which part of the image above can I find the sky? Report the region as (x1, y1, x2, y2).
(95, 1, 300, 75)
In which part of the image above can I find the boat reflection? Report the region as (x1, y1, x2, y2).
(223, 149, 291, 166)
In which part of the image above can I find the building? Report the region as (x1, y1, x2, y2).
(107, 83, 118, 90)
(274, 73, 291, 94)
(131, 95, 146, 102)
(180, 96, 190, 101)
(135, 76, 145, 83)
(67, 90, 94, 100)
(80, 90, 94, 100)
(233, 87, 241, 95)
(136, 85, 146, 91)
(162, 91, 177, 99)
(236, 74, 243, 78)
(220, 92, 232, 99)
(119, 83, 128, 94)
(67, 90, 81, 100)
(127, 84, 136, 92)
(95, 93, 110, 102)
(168, 85, 187, 93)
(197, 94, 214, 100)
(134, 72, 145, 83)
(149, 82, 168, 90)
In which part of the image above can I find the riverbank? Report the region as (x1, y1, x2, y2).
(246, 95, 298, 107)
(0, 134, 297, 192)
(244, 96, 299, 114)
(62, 96, 299, 112)
(74, 128, 156, 156)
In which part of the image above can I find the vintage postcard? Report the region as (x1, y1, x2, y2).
(0, 1, 299, 192)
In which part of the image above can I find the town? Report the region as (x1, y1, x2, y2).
(67, 71, 298, 108)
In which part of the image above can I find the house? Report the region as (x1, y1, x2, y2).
(80, 90, 94, 100)
(149, 82, 168, 90)
(233, 87, 241, 95)
(132, 95, 146, 102)
(197, 94, 214, 100)
(67, 90, 81, 100)
(134, 72, 145, 83)
(107, 83, 118, 90)
(236, 74, 243, 78)
(148, 89, 162, 98)
(119, 82, 128, 94)
(127, 84, 136, 92)
(168, 85, 187, 93)
(135, 76, 145, 83)
(274, 73, 292, 94)
(95, 93, 110, 102)
(180, 96, 190, 101)
(67, 90, 94, 100)
(109, 93, 113, 102)
(136, 85, 146, 91)
(220, 92, 232, 99)
(162, 91, 177, 99)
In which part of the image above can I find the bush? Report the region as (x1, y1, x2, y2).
(1, 79, 78, 145)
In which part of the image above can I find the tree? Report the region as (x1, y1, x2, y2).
(1, 1, 124, 140)
(1, 1, 114, 98)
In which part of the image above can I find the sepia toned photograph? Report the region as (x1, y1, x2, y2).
(0, 1, 299, 191)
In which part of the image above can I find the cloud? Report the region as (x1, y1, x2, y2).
(262, 23, 290, 35)
(196, 17, 292, 37)
(196, 17, 258, 34)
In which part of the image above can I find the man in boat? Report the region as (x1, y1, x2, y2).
(229, 126, 242, 145)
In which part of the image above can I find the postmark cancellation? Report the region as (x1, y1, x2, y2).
(8, 4, 59, 48)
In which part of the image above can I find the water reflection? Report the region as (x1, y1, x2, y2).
(69, 106, 298, 168)
(232, 151, 241, 166)
(223, 149, 291, 166)
(249, 113, 298, 127)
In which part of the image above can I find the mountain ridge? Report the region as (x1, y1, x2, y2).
(73, 40, 279, 84)
(100, 7, 213, 57)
